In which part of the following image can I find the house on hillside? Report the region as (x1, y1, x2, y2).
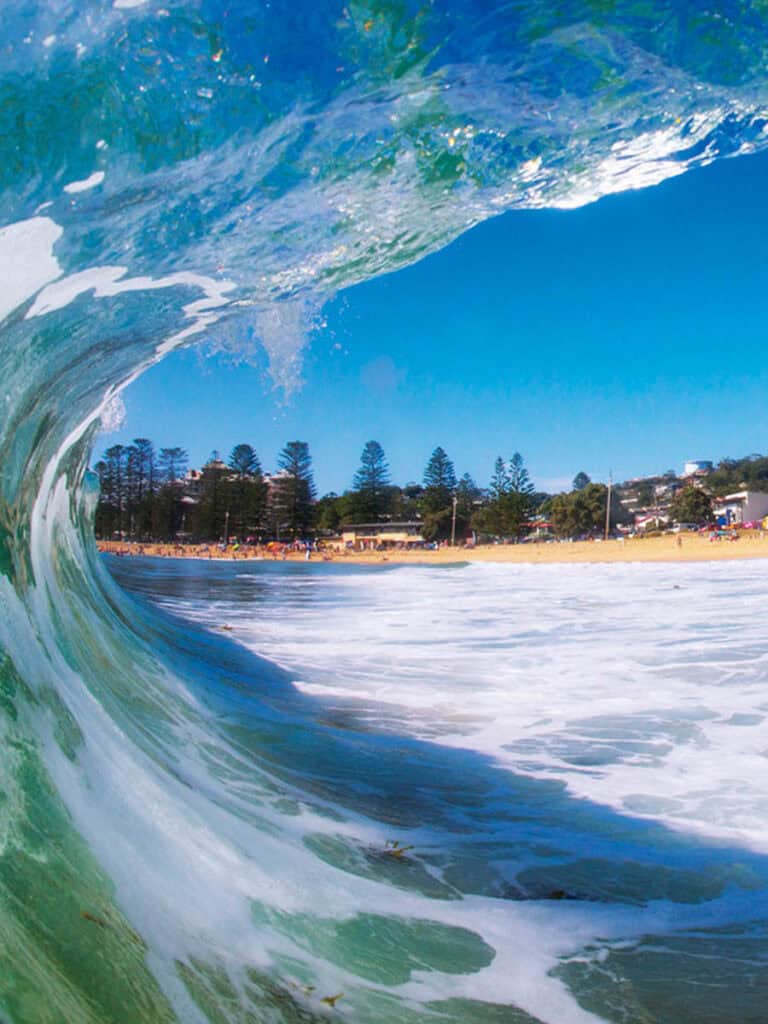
(682, 460, 713, 488)
(683, 459, 713, 477)
(634, 512, 669, 532)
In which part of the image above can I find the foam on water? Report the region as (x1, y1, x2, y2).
(136, 557, 768, 851)
(4, 2, 768, 1021)
(109, 555, 768, 1022)
(257, 560, 768, 849)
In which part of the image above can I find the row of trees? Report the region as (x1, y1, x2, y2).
(93, 437, 549, 543)
(95, 437, 720, 544)
(315, 444, 547, 542)
(549, 481, 625, 537)
(705, 454, 768, 495)
(95, 441, 189, 540)
(94, 440, 316, 542)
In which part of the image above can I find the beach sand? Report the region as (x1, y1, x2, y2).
(98, 533, 768, 566)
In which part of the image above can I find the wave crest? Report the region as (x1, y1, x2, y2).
(3, 3, 768, 1022)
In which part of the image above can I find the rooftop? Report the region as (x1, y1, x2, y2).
(344, 521, 422, 529)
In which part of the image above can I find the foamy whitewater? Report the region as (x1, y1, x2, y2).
(101, 554, 768, 1024)
(133, 558, 768, 852)
(3, 1, 768, 1021)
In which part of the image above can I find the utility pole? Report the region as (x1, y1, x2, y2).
(451, 494, 458, 546)
(224, 508, 230, 546)
(604, 470, 612, 541)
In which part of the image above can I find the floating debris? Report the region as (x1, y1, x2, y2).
(384, 839, 415, 860)
(320, 992, 344, 1008)
(81, 910, 107, 927)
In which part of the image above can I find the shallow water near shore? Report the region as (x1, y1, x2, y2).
(100, 553, 768, 1023)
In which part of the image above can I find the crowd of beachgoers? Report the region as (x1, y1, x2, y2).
(100, 540, 343, 561)
(98, 530, 768, 566)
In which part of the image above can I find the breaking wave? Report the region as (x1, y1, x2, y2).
(3, 2, 768, 1021)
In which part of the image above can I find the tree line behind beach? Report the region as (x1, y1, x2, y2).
(94, 438, 553, 543)
(93, 438, 768, 544)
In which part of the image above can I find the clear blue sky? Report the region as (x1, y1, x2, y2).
(99, 147, 768, 495)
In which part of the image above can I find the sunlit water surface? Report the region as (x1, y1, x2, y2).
(107, 553, 768, 1024)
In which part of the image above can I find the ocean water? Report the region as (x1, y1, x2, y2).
(3, 1, 768, 1021)
(101, 553, 768, 1024)
(123, 557, 768, 853)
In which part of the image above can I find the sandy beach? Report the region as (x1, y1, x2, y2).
(97, 532, 768, 566)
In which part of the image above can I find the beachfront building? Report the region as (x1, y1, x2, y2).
(341, 522, 424, 550)
(712, 491, 768, 526)
(528, 518, 554, 539)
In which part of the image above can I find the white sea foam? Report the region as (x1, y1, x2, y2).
(99, 393, 126, 432)
(26, 265, 234, 320)
(175, 559, 768, 853)
(63, 170, 105, 193)
(0, 217, 62, 322)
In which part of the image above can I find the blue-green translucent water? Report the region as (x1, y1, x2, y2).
(2, 3, 768, 1021)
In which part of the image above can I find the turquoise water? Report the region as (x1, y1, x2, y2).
(3, 3, 768, 1021)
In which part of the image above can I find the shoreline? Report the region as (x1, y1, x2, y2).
(97, 533, 768, 567)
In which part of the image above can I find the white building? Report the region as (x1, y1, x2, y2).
(683, 459, 712, 477)
(712, 491, 768, 525)
(634, 512, 669, 532)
